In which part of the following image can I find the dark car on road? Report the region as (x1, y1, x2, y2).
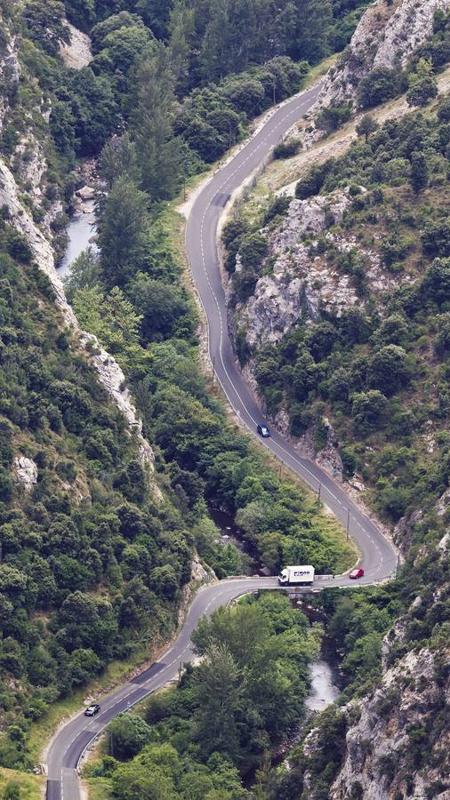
(349, 567, 365, 579)
(257, 424, 271, 438)
(84, 703, 101, 717)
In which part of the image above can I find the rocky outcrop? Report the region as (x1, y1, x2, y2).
(0, 159, 156, 483)
(304, 0, 449, 143)
(13, 456, 38, 492)
(59, 22, 92, 70)
(329, 643, 450, 800)
(234, 188, 402, 351)
(235, 190, 354, 348)
(373, 0, 449, 71)
(13, 132, 48, 201)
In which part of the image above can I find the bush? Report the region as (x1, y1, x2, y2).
(351, 390, 388, 435)
(295, 159, 334, 199)
(108, 714, 153, 760)
(262, 195, 291, 225)
(369, 345, 412, 397)
(422, 223, 450, 258)
(420, 258, 450, 306)
(407, 76, 438, 107)
(356, 114, 379, 140)
(316, 102, 352, 132)
(273, 139, 301, 159)
(358, 68, 406, 109)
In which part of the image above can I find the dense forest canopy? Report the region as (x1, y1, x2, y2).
(0, 0, 360, 772)
(4, 1, 449, 798)
(9, 0, 371, 175)
(84, 593, 321, 800)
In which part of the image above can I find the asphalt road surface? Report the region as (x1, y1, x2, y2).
(46, 83, 397, 800)
(185, 82, 397, 581)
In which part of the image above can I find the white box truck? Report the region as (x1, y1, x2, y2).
(278, 565, 315, 586)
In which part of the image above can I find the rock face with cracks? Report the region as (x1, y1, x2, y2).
(13, 456, 38, 493)
(0, 30, 156, 488)
(234, 188, 402, 352)
(329, 646, 450, 800)
(305, 0, 450, 143)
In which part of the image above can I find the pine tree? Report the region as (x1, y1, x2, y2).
(133, 45, 182, 201)
(410, 150, 428, 193)
(168, 0, 195, 95)
(98, 177, 149, 288)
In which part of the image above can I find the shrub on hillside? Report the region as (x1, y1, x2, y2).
(358, 68, 406, 109)
(351, 390, 388, 435)
(295, 159, 334, 199)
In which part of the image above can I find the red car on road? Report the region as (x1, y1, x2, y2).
(349, 567, 365, 579)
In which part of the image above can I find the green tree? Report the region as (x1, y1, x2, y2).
(194, 641, 243, 760)
(108, 714, 153, 760)
(289, 0, 333, 64)
(317, 102, 352, 132)
(133, 45, 182, 201)
(351, 390, 388, 435)
(98, 177, 150, 289)
(111, 761, 180, 800)
(359, 67, 404, 108)
(356, 114, 379, 140)
(99, 134, 140, 189)
(63, 248, 100, 300)
(128, 273, 194, 341)
(23, 0, 69, 55)
(63, 0, 95, 31)
(168, 0, 196, 94)
(410, 150, 429, 193)
(95, 23, 155, 76)
(407, 58, 438, 107)
(368, 345, 412, 396)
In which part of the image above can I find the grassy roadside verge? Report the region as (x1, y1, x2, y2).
(0, 768, 43, 800)
(303, 53, 338, 88)
(28, 643, 157, 765)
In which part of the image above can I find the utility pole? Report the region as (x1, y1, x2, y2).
(346, 508, 350, 540)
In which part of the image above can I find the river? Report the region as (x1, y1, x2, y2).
(208, 508, 341, 713)
(306, 659, 340, 711)
(61, 207, 340, 720)
(58, 201, 97, 278)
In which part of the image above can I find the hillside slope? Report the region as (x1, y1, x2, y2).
(0, 0, 358, 776)
(223, 3, 450, 798)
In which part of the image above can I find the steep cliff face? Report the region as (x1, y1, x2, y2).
(306, 0, 450, 141)
(234, 187, 406, 351)
(329, 517, 450, 800)
(330, 646, 450, 799)
(0, 17, 156, 481)
(228, 4, 450, 798)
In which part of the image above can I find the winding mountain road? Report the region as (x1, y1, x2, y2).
(46, 83, 397, 800)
